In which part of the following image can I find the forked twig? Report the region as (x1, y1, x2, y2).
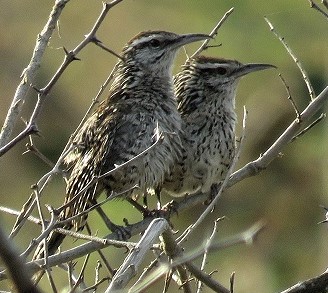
(292, 113, 326, 141)
(278, 73, 300, 118)
(0, 0, 123, 157)
(265, 17, 316, 100)
(0, 0, 70, 148)
(196, 219, 219, 293)
(191, 7, 234, 58)
(308, 0, 328, 19)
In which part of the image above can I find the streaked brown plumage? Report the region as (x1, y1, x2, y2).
(162, 56, 275, 197)
(33, 31, 210, 260)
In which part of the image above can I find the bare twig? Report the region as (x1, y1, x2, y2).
(82, 277, 111, 292)
(24, 140, 55, 168)
(92, 40, 123, 60)
(228, 86, 328, 188)
(292, 113, 326, 141)
(265, 17, 316, 100)
(186, 263, 230, 293)
(105, 218, 170, 292)
(230, 272, 235, 293)
(0, 226, 41, 293)
(10, 142, 73, 238)
(95, 260, 101, 286)
(278, 269, 328, 293)
(318, 205, 328, 224)
(161, 229, 192, 293)
(0, 206, 41, 225)
(53, 227, 136, 249)
(86, 224, 115, 279)
(70, 254, 90, 292)
(0, 0, 70, 148)
(191, 7, 234, 58)
(308, 0, 328, 19)
(278, 73, 300, 118)
(0, 0, 123, 157)
(196, 219, 219, 293)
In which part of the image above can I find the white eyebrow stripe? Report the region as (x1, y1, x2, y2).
(130, 35, 157, 47)
(195, 63, 230, 69)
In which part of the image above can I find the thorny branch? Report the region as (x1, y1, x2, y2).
(264, 17, 316, 100)
(0, 0, 123, 157)
(308, 0, 328, 19)
(191, 7, 234, 58)
(0, 225, 41, 293)
(8, 0, 125, 239)
(105, 218, 170, 292)
(0, 0, 70, 148)
(196, 219, 219, 293)
(0, 2, 327, 293)
(278, 269, 328, 293)
(128, 221, 264, 293)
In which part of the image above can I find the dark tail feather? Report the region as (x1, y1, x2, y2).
(32, 227, 71, 283)
(33, 230, 67, 260)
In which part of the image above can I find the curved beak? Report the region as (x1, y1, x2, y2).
(235, 63, 277, 78)
(172, 33, 211, 49)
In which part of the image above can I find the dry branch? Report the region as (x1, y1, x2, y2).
(0, 0, 123, 157)
(0, 225, 42, 293)
(278, 269, 328, 293)
(0, 0, 70, 149)
(8, 1, 127, 239)
(105, 218, 169, 292)
(191, 7, 234, 58)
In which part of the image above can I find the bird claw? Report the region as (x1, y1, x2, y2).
(162, 200, 179, 216)
(108, 222, 131, 241)
(204, 183, 220, 205)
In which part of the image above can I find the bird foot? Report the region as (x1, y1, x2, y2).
(107, 221, 131, 241)
(162, 200, 179, 216)
(203, 183, 220, 205)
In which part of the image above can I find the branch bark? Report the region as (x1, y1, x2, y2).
(278, 269, 328, 293)
(0, 225, 42, 293)
(105, 218, 169, 292)
(0, 0, 70, 148)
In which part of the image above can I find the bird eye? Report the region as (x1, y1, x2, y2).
(150, 39, 161, 47)
(216, 67, 227, 75)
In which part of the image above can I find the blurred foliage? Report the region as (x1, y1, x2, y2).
(0, 0, 327, 292)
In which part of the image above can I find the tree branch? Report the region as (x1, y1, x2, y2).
(0, 225, 42, 293)
(0, 0, 70, 148)
(0, 0, 123, 157)
(105, 218, 169, 292)
(278, 269, 328, 293)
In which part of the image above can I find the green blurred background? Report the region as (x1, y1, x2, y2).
(0, 0, 327, 292)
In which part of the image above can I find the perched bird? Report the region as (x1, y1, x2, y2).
(33, 31, 210, 259)
(162, 56, 275, 197)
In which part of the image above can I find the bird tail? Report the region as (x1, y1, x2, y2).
(33, 229, 68, 260)
(32, 226, 71, 283)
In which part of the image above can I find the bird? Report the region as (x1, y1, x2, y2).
(33, 31, 210, 260)
(162, 55, 275, 198)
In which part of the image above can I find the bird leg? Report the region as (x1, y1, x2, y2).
(91, 199, 131, 240)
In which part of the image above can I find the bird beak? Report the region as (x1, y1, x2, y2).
(235, 63, 277, 78)
(172, 33, 211, 49)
